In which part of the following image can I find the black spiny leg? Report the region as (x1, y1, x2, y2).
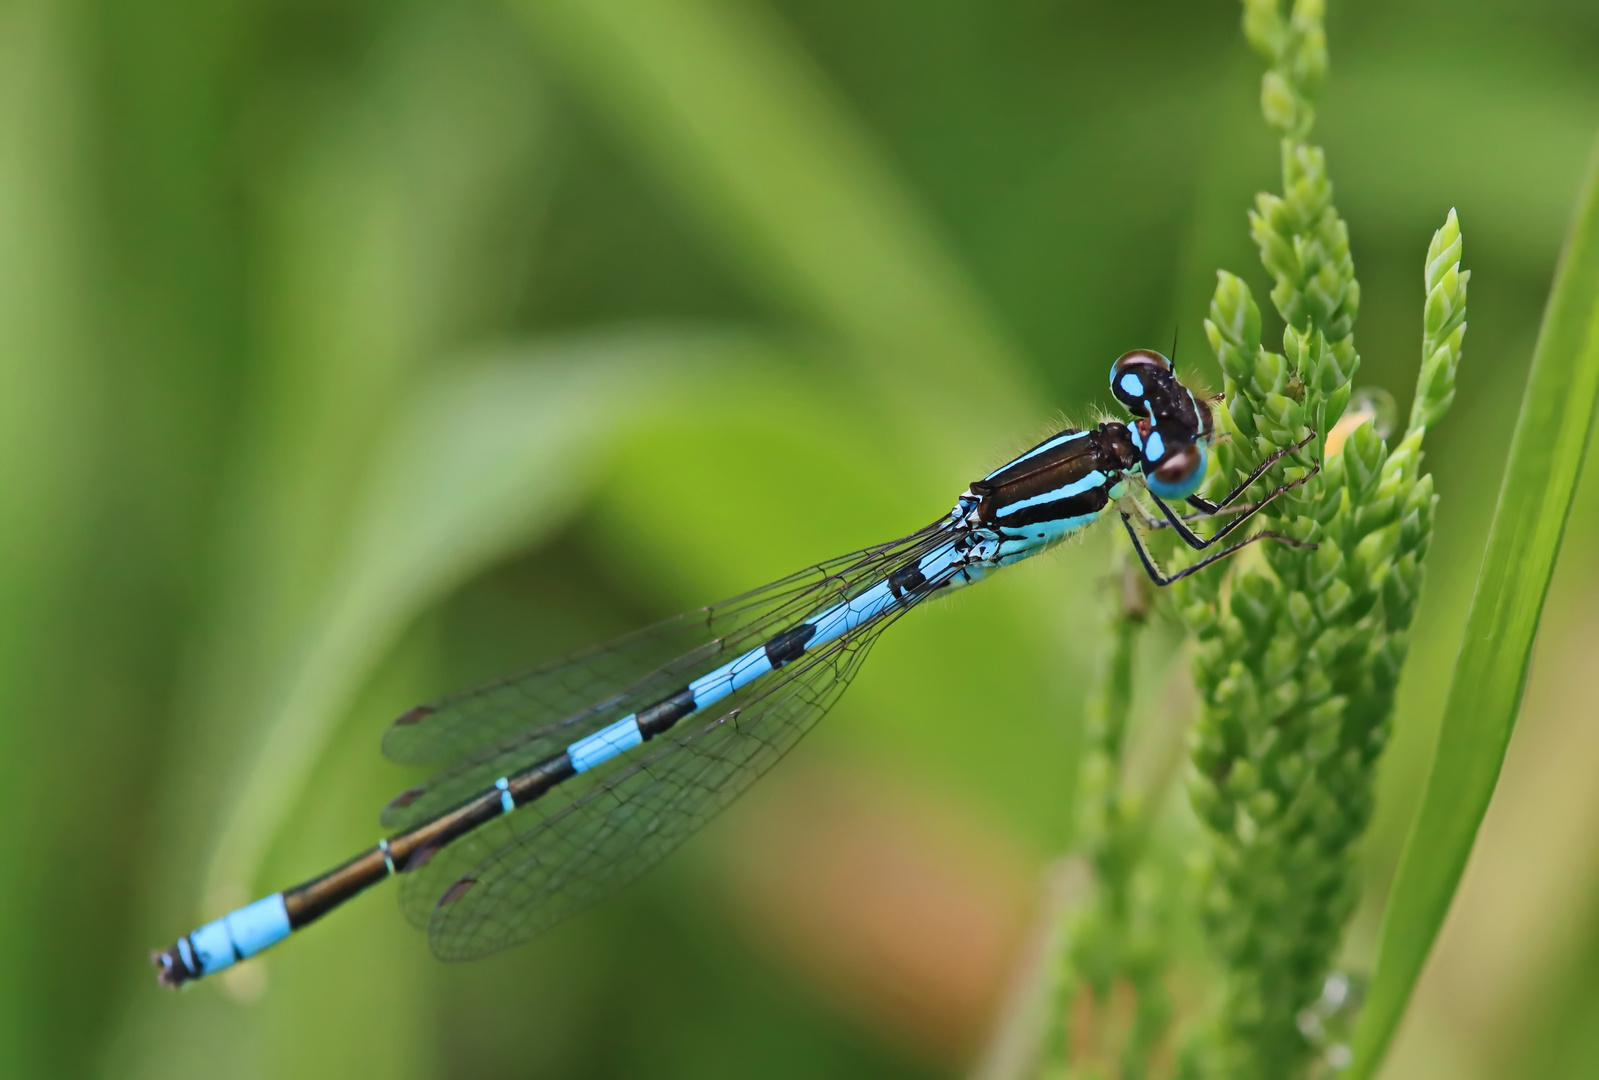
(1150, 464, 1319, 551)
(1186, 429, 1317, 514)
(1140, 433, 1318, 526)
(1150, 430, 1320, 552)
(1120, 512, 1310, 587)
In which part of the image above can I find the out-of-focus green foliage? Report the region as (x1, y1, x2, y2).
(0, 0, 1593, 1078)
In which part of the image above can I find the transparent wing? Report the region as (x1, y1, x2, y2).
(379, 519, 953, 830)
(397, 565, 956, 959)
(383, 585, 805, 767)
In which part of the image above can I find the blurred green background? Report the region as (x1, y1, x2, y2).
(1, 0, 1595, 1076)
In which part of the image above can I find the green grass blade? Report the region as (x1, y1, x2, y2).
(1350, 133, 1599, 1079)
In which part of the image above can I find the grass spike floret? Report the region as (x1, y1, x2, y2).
(1171, 3, 1466, 1077)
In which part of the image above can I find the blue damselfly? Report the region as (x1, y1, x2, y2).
(153, 349, 1316, 986)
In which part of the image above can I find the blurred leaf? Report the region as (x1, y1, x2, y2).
(202, 328, 767, 912)
(508, 0, 1037, 474)
(223, 1, 548, 654)
(151, 5, 554, 899)
(0, 0, 101, 1072)
(106, 0, 553, 944)
(1352, 135, 1599, 1078)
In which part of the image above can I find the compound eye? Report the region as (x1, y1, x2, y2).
(1109, 350, 1173, 415)
(1147, 440, 1207, 500)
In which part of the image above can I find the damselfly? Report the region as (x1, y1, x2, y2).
(153, 349, 1316, 987)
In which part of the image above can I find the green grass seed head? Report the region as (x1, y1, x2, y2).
(1169, 2, 1467, 1075)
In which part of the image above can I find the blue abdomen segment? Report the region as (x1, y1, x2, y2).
(565, 540, 966, 776)
(806, 580, 896, 647)
(687, 543, 962, 715)
(185, 893, 291, 977)
(549, 541, 965, 780)
(564, 571, 919, 775)
(688, 645, 777, 713)
(560, 585, 893, 777)
(568, 715, 645, 773)
(807, 541, 963, 638)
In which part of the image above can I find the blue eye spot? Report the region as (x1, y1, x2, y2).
(1128, 425, 1143, 450)
(1145, 431, 1165, 461)
(1119, 372, 1145, 398)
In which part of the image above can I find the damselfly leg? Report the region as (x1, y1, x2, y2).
(1120, 428, 1320, 587)
(1147, 430, 1319, 551)
(1184, 428, 1319, 514)
(1119, 512, 1311, 587)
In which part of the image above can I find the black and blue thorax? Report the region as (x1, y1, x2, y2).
(951, 350, 1215, 570)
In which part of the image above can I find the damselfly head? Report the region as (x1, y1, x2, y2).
(1110, 350, 1212, 432)
(1111, 349, 1215, 500)
(1109, 349, 1173, 417)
